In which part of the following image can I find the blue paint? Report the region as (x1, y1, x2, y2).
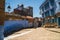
(4, 20, 29, 36)
(0, 26, 4, 40)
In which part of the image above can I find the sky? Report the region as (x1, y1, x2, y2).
(5, 0, 45, 17)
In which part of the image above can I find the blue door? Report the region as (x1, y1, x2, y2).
(58, 17, 60, 26)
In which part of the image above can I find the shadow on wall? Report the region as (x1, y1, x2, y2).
(4, 20, 29, 37)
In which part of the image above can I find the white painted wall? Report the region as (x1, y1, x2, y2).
(55, 0, 60, 13)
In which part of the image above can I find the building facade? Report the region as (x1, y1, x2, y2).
(27, 6, 33, 17)
(14, 4, 33, 17)
(5, 12, 22, 20)
(0, 0, 4, 40)
(40, 0, 60, 28)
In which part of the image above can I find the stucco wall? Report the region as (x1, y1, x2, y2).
(0, 0, 4, 40)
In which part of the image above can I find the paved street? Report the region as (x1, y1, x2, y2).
(5, 27, 60, 40)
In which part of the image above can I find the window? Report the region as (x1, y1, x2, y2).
(45, 11, 50, 17)
(59, 2, 60, 9)
(58, 17, 60, 26)
(51, 8, 55, 16)
(50, 0, 55, 6)
(42, 13, 44, 18)
(45, 2, 49, 10)
(42, 7, 44, 12)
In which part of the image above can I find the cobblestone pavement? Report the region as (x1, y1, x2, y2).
(5, 27, 60, 40)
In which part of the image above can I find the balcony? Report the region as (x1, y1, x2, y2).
(40, 9, 44, 14)
(56, 0, 60, 2)
(58, 8, 60, 12)
(56, 8, 60, 14)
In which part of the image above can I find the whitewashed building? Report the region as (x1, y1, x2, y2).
(40, 0, 60, 28)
